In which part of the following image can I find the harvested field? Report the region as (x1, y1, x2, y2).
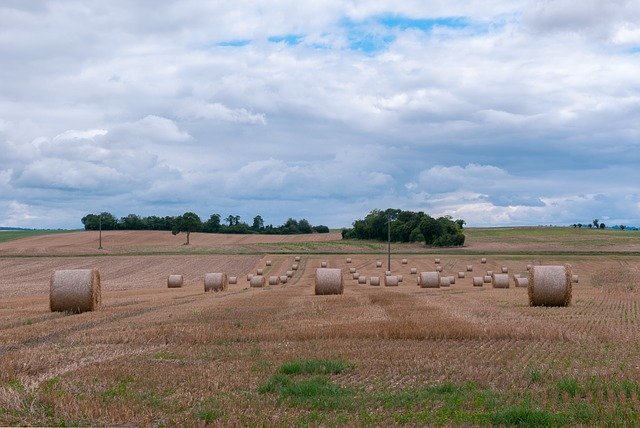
(1, 232, 640, 425)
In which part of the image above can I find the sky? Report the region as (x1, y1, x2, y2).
(1, 0, 640, 229)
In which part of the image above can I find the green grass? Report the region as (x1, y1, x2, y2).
(0, 230, 74, 244)
(279, 359, 353, 375)
(466, 226, 639, 240)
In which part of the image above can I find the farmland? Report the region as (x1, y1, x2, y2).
(1, 229, 639, 426)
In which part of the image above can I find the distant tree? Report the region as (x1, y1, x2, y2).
(600, 223, 606, 229)
(225, 215, 235, 226)
(203, 214, 221, 233)
(571, 224, 577, 228)
(233, 215, 241, 226)
(313, 225, 330, 233)
(81, 212, 118, 230)
(172, 212, 202, 245)
(298, 219, 313, 234)
(577, 223, 583, 228)
(120, 214, 144, 230)
(620, 225, 626, 230)
(252, 215, 264, 231)
(588, 224, 593, 228)
(455, 219, 466, 229)
(593, 219, 600, 228)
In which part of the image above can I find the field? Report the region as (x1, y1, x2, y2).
(1, 229, 640, 426)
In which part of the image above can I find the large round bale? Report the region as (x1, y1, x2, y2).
(420, 272, 440, 288)
(167, 274, 183, 288)
(448, 275, 456, 285)
(483, 275, 492, 284)
(397, 275, 403, 283)
(436, 266, 443, 272)
(466, 265, 473, 272)
(266, 260, 272, 266)
(286, 270, 294, 278)
(376, 261, 382, 268)
(204, 273, 228, 292)
(572, 274, 579, 283)
(515, 277, 528, 288)
(294, 256, 301, 262)
(458, 272, 465, 278)
(410, 268, 417, 274)
(385, 275, 399, 287)
(229, 276, 237, 284)
(481, 258, 487, 264)
(401, 258, 408, 264)
(257, 268, 264, 275)
(352, 272, 360, 280)
(349, 267, 356, 274)
(370, 276, 380, 286)
(315, 268, 343, 295)
(528, 265, 572, 307)
(358, 276, 367, 284)
(440, 276, 451, 287)
(501, 266, 509, 273)
(346, 257, 352, 263)
(279, 275, 288, 284)
(246, 273, 254, 282)
(435, 258, 441, 264)
(292, 264, 299, 271)
(473, 277, 483, 287)
(50, 269, 101, 313)
(250, 275, 266, 288)
(268, 276, 279, 286)
(492, 273, 510, 289)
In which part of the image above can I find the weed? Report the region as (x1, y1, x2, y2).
(529, 369, 542, 384)
(195, 397, 224, 423)
(490, 404, 567, 427)
(279, 359, 352, 375)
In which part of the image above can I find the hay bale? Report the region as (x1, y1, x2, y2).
(528, 265, 572, 307)
(292, 264, 299, 271)
(247, 273, 253, 281)
(466, 265, 473, 272)
(321, 261, 327, 268)
(501, 266, 508, 273)
(353, 272, 360, 280)
(346, 257, 352, 263)
(397, 275, 403, 283)
(401, 258, 408, 264)
(417, 275, 421, 286)
(370, 276, 380, 286)
(315, 268, 343, 295)
(483, 275, 492, 284)
(385, 275, 399, 286)
(279, 275, 288, 284)
(294, 256, 301, 262)
(481, 258, 487, 264)
(526, 264, 532, 271)
(286, 270, 294, 278)
(257, 268, 264, 275)
(492, 273, 510, 289)
(349, 267, 356, 274)
(435, 258, 441, 264)
(410, 268, 417, 274)
(487, 270, 494, 276)
(458, 272, 465, 278)
(572, 274, 579, 283)
(268, 276, 279, 285)
(385, 270, 392, 276)
(250, 275, 266, 288)
(204, 272, 228, 292)
(167, 274, 183, 288)
(358, 275, 367, 284)
(420, 272, 440, 288)
(229, 276, 237, 284)
(515, 277, 528, 287)
(440, 277, 451, 287)
(266, 260, 272, 266)
(50, 269, 101, 313)
(472, 277, 483, 287)
(376, 261, 382, 267)
(436, 266, 443, 272)
(514, 274, 521, 279)
(448, 275, 456, 285)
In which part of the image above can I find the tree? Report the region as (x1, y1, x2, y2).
(171, 212, 202, 245)
(620, 225, 626, 230)
(252, 215, 264, 231)
(225, 215, 235, 226)
(203, 214, 221, 233)
(81, 212, 118, 230)
(600, 223, 606, 229)
(593, 219, 600, 228)
(298, 219, 312, 234)
(577, 223, 583, 228)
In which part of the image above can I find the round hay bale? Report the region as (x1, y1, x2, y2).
(515, 277, 528, 288)
(514, 274, 521, 279)
(247, 273, 254, 282)
(448, 275, 455, 285)
(401, 258, 408, 264)
(458, 272, 465, 278)
(483, 275, 492, 284)
(167, 274, 183, 288)
(397, 275, 403, 283)
(321, 261, 327, 268)
(410, 268, 417, 274)
(346, 257, 352, 263)
(481, 258, 487, 264)
(440, 277, 451, 287)
(292, 264, 299, 271)
(528, 265, 572, 307)
(358, 276, 367, 284)
(487, 270, 494, 276)
(385, 275, 399, 286)
(435, 258, 441, 264)
(250, 275, 265, 288)
(294, 256, 301, 262)
(268, 276, 279, 286)
(229, 276, 237, 285)
(466, 265, 473, 272)
(420, 272, 440, 288)
(349, 267, 356, 274)
(315, 268, 343, 295)
(473, 277, 483, 287)
(204, 272, 227, 292)
(492, 273, 510, 289)
(353, 272, 360, 280)
(257, 268, 264, 275)
(266, 260, 272, 266)
(526, 264, 532, 271)
(286, 270, 294, 278)
(436, 266, 443, 272)
(572, 274, 579, 283)
(501, 266, 508, 273)
(376, 261, 382, 268)
(370, 276, 380, 286)
(50, 269, 101, 313)
(279, 275, 288, 284)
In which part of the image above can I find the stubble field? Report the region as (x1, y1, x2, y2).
(1, 229, 639, 426)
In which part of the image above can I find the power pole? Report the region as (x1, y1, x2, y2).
(387, 215, 391, 272)
(98, 215, 103, 249)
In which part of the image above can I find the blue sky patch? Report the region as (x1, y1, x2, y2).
(377, 15, 470, 31)
(267, 34, 304, 45)
(217, 39, 251, 47)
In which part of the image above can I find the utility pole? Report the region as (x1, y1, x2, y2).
(98, 214, 103, 250)
(387, 215, 391, 272)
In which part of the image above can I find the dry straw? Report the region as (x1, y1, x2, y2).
(250, 275, 266, 288)
(420, 271, 440, 288)
(204, 272, 227, 292)
(321, 261, 328, 268)
(279, 275, 288, 284)
(353, 272, 360, 280)
(229, 276, 237, 285)
(501, 267, 509, 273)
(528, 265, 572, 307)
(397, 275, 403, 283)
(358, 276, 367, 284)
(294, 256, 301, 262)
(385, 275, 399, 286)
(286, 270, 294, 278)
(370, 276, 380, 286)
(440, 276, 451, 287)
(401, 258, 408, 264)
(349, 267, 356, 274)
(268, 276, 279, 285)
(315, 268, 343, 295)
(466, 265, 473, 272)
(50, 269, 101, 313)
(346, 257, 352, 263)
(167, 274, 183, 288)
(376, 261, 382, 267)
(473, 277, 483, 287)
(483, 275, 492, 284)
(481, 258, 487, 264)
(292, 264, 299, 271)
(410, 268, 417, 274)
(515, 277, 528, 288)
(436, 266, 443, 272)
(458, 272, 465, 278)
(572, 274, 579, 283)
(492, 273, 510, 288)
(266, 260, 272, 266)
(257, 268, 264, 275)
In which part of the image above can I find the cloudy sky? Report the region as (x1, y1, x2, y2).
(1, 1, 640, 229)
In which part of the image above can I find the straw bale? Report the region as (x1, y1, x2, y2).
(50, 269, 101, 313)
(492, 273, 510, 289)
(410, 268, 417, 274)
(528, 265, 572, 307)
(440, 276, 451, 287)
(420, 272, 440, 288)
(268, 276, 279, 285)
(370, 276, 380, 286)
(472, 277, 483, 286)
(167, 274, 183, 288)
(250, 275, 266, 288)
(204, 272, 227, 292)
(385, 275, 399, 286)
(458, 272, 465, 278)
(315, 268, 343, 295)
(358, 276, 367, 284)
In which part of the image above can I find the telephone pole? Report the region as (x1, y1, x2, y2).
(98, 214, 103, 249)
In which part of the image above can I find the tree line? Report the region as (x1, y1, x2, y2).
(341, 208, 466, 247)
